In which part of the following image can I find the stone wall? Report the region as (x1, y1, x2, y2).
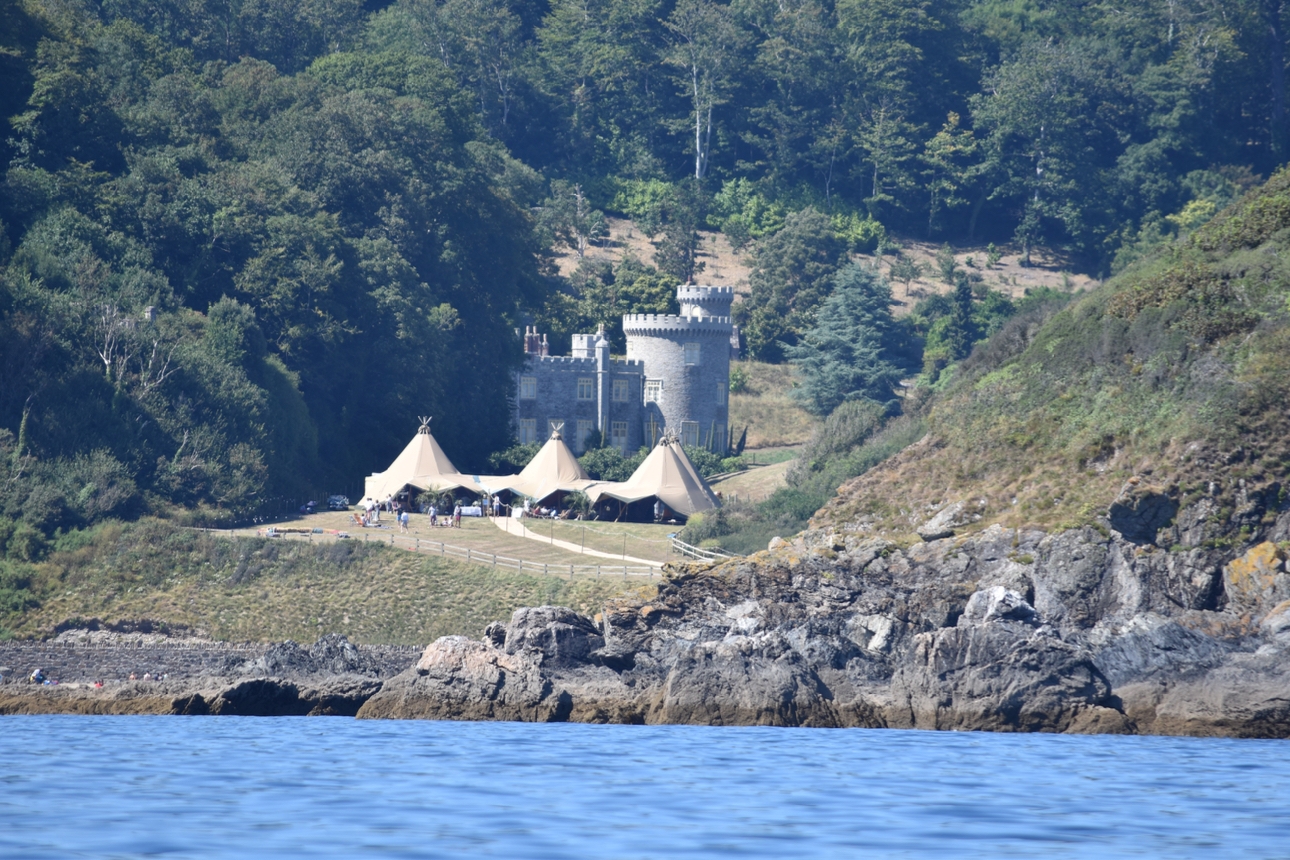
(516, 356, 645, 452)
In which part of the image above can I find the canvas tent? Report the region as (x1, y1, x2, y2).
(362, 420, 477, 502)
(587, 434, 720, 518)
(507, 429, 597, 502)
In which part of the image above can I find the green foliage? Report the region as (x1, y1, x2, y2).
(787, 263, 905, 416)
(681, 445, 724, 478)
(689, 408, 925, 555)
(709, 179, 787, 250)
(578, 445, 648, 482)
(830, 211, 887, 254)
(0, 17, 543, 546)
(535, 254, 680, 354)
(737, 208, 847, 362)
(936, 243, 958, 284)
(537, 181, 608, 258)
(488, 442, 541, 474)
(728, 364, 750, 394)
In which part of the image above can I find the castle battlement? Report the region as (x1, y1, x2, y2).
(524, 355, 644, 370)
(677, 285, 735, 297)
(622, 314, 733, 335)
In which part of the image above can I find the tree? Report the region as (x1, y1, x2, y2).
(921, 112, 978, 236)
(856, 99, 917, 219)
(787, 262, 903, 415)
(943, 272, 978, 360)
(888, 253, 924, 297)
(737, 208, 847, 362)
(538, 181, 608, 259)
(663, 0, 745, 180)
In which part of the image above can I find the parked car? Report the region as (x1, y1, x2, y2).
(327, 495, 351, 510)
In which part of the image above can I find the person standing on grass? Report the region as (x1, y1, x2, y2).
(429, 504, 437, 527)
(399, 510, 409, 532)
(453, 503, 462, 528)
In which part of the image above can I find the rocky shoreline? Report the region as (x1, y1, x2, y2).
(0, 633, 417, 716)
(5, 496, 1289, 736)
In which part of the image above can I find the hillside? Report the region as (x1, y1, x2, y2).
(0, 519, 650, 643)
(815, 170, 1290, 542)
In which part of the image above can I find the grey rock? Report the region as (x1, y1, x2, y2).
(354, 497, 1290, 737)
(917, 502, 967, 541)
(961, 586, 1039, 626)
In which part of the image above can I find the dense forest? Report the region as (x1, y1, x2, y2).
(2, 0, 1290, 551)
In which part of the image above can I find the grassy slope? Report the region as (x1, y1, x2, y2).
(728, 361, 818, 449)
(816, 171, 1290, 539)
(0, 520, 652, 643)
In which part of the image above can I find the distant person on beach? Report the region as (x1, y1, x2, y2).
(29, 668, 44, 684)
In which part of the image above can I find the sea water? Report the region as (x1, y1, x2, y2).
(1, 717, 1287, 858)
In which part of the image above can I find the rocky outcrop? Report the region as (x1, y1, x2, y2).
(358, 503, 1290, 737)
(0, 634, 401, 717)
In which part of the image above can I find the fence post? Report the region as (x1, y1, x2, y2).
(440, 541, 444, 555)
(492, 553, 497, 567)
(467, 548, 472, 562)
(544, 563, 548, 576)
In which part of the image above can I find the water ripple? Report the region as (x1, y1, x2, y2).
(0, 717, 1287, 858)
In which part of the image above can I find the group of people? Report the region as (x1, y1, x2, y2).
(425, 503, 463, 528)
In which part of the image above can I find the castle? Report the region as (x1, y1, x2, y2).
(515, 285, 739, 455)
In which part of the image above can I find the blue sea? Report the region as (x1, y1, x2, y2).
(1, 717, 1287, 858)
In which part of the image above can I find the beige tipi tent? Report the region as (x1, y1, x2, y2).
(508, 427, 596, 502)
(362, 419, 475, 502)
(587, 433, 720, 518)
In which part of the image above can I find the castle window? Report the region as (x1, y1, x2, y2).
(681, 421, 699, 447)
(644, 379, 663, 402)
(716, 381, 727, 405)
(577, 420, 594, 452)
(520, 376, 537, 399)
(577, 377, 595, 400)
(612, 379, 630, 402)
(683, 342, 700, 365)
(714, 422, 727, 453)
(519, 418, 537, 444)
(610, 421, 629, 452)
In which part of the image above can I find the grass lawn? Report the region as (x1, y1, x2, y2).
(536, 519, 680, 564)
(710, 459, 794, 504)
(233, 510, 604, 568)
(2, 519, 653, 644)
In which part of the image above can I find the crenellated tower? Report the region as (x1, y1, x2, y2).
(623, 285, 734, 452)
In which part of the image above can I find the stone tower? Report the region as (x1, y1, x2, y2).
(624, 285, 734, 452)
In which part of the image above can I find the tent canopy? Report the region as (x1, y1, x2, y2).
(508, 429, 596, 501)
(587, 434, 720, 517)
(362, 420, 477, 501)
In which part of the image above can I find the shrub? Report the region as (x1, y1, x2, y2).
(681, 445, 725, 478)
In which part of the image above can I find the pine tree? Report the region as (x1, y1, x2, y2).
(787, 263, 904, 416)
